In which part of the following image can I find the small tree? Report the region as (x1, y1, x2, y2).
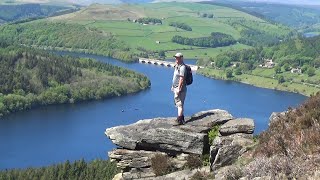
(277, 75, 285, 84)
(274, 66, 281, 74)
(283, 63, 290, 71)
(226, 69, 233, 78)
(301, 65, 309, 73)
(234, 68, 242, 75)
(307, 67, 316, 77)
(158, 51, 165, 58)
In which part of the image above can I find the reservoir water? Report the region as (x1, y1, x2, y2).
(0, 52, 306, 170)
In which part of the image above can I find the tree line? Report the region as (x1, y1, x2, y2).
(0, 44, 150, 117)
(172, 32, 236, 48)
(0, 159, 118, 180)
(0, 4, 71, 22)
(210, 35, 320, 78)
(137, 17, 162, 24)
(169, 22, 192, 31)
(0, 22, 136, 62)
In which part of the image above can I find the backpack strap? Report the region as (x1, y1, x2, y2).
(177, 63, 186, 76)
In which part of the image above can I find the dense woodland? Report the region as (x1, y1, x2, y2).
(0, 22, 136, 62)
(169, 22, 192, 31)
(0, 43, 150, 117)
(172, 32, 236, 48)
(0, 159, 118, 180)
(216, 35, 320, 68)
(0, 4, 74, 22)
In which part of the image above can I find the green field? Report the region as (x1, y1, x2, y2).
(48, 2, 291, 59)
(199, 67, 320, 96)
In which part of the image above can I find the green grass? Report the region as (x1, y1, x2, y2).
(199, 67, 320, 96)
(252, 68, 320, 86)
(166, 43, 250, 59)
(48, 2, 291, 59)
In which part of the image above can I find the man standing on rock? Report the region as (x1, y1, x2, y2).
(172, 52, 187, 125)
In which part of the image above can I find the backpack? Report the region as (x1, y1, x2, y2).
(183, 64, 193, 86)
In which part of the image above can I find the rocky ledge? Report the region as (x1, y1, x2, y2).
(105, 109, 255, 179)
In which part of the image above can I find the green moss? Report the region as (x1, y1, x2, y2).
(208, 125, 220, 145)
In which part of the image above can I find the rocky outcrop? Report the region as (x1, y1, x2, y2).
(105, 109, 255, 179)
(210, 118, 255, 172)
(268, 111, 286, 126)
(219, 118, 254, 135)
(105, 109, 233, 155)
(210, 133, 254, 171)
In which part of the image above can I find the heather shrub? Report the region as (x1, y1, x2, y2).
(151, 154, 173, 176)
(224, 166, 243, 180)
(255, 92, 320, 157)
(247, 92, 320, 178)
(190, 171, 210, 180)
(186, 154, 202, 169)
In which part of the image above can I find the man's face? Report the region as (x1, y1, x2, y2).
(175, 56, 182, 63)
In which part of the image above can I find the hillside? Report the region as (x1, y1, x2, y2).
(205, 1, 320, 34)
(0, 21, 136, 61)
(198, 35, 320, 96)
(47, 2, 291, 59)
(0, 0, 77, 5)
(0, 43, 150, 117)
(0, 3, 79, 23)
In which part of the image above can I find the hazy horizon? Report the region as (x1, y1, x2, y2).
(65, 0, 320, 6)
(234, 0, 320, 5)
(3, 0, 320, 6)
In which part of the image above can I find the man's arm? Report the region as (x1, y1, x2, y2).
(178, 76, 184, 92)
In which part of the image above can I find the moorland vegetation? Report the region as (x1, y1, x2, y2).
(230, 92, 320, 179)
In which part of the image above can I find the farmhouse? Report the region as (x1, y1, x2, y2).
(259, 59, 276, 68)
(291, 68, 302, 74)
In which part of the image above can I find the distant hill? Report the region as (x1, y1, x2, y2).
(231, 0, 320, 5)
(0, 3, 79, 23)
(0, 2, 292, 61)
(155, 0, 320, 5)
(202, 1, 320, 33)
(0, 0, 140, 5)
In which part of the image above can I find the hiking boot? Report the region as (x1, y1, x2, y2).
(175, 116, 184, 125)
(180, 115, 185, 125)
(177, 116, 185, 125)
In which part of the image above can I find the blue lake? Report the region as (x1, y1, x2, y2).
(0, 52, 306, 170)
(304, 32, 320, 38)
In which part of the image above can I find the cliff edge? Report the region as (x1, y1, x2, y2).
(105, 109, 255, 179)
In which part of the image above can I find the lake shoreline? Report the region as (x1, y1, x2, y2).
(198, 68, 318, 97)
